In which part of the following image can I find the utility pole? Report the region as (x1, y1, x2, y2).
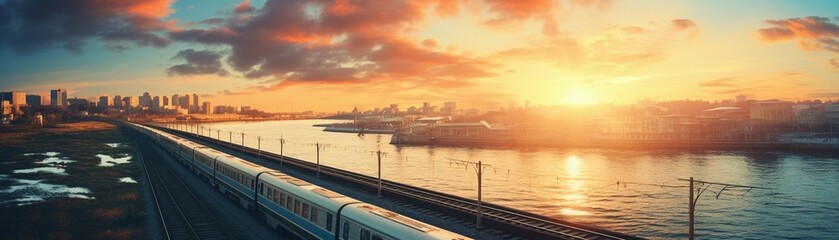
(678, 177, 766, 240)
(377, 150, 383, 198)
(229, 131, 233, 149)
(241, 133, 245, 152)
(217, 129, 221, 142)
(279, 137, 285, 167)
(448, 158, 489, 229)
(689, 177, 694, 240)
(316, 143, 321, 178)
(257, 136, 262, 161)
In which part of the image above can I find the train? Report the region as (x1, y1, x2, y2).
(127, 122, 470, 240)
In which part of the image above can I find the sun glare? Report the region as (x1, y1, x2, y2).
(562, 87, 597, 105)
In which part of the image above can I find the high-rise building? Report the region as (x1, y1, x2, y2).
(113, 95, 123, 109)
(203, 101, 213, 114)
(26, 94, 42, 107)
(422, 102, 431, 113)
(50, 89, 68, 108)
(192, 94, 200, 112)
(0, 92, 26, 105)
(123, 96, 138, 108)
(179, 95, 191, 110)
(152, 96, 161, 110)
(389, 104, 399, 113)
(162, 96, 169, 106)
(99, 96, 111, 110)
(140, 92, 152, 107)
(171, 94, 180, 108)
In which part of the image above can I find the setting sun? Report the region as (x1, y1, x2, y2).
(563, 87, 597, 105)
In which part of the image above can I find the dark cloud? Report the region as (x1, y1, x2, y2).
(167, 49, 228, 77)
(0, 0, 175, 54)
(699, 77, 736, 87)
(757, 16, 839, 52)
(169, 0, 496, 88)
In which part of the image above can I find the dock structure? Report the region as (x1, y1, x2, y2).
(146, 123, 643, 240)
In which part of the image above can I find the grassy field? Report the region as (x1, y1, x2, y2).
(0, 121, 147, 239)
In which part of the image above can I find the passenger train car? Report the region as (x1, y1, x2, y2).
(128, 122, 469, 240)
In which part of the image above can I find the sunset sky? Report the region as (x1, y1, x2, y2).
(1, 0, 838, 112)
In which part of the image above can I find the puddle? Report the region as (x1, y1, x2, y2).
(22, 152, 60, 157)
(105, 143, 122, 148)
(35, 157, 76, 166)
(119, 177, 137, 183)
(0, 174, 94, 206)
(97, 154, 132, 167)
(13, 167, 67, 175)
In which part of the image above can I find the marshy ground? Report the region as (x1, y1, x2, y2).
(0, 121, 146, 239)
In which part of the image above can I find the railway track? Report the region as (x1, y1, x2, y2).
(133, 131, 249, 240)
(150, 124, 642, 240)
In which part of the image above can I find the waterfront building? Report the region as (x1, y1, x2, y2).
(26, 94, 41, 107)
(152, 96, 162, 110)
(113, 95, 123, 109)
(50, 89, 68, 108)
(171, 94, 180, 108)
(750, 100, 793, 126)
(179, 95, 191, 110)
(826, 104, 839, 133)
(240, 106, 251, 113)
(203, 101, 213, 114)
(192, 94, 200, 112)
(796, 107, 826, 131)
(1, 91, 27, 114)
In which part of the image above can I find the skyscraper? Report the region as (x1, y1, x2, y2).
(192, 94, 200, 112)
(113, 95, 123, 109)
(162, 96, 169, 107)
(98, 96, 111, 110)
(50, 89, 68, 108)
(152, 96, 161, 110)
(179, 95, 191, 109)
(140, 92, 152, 107)
(203, 101, 213, 114)
(172, 94, 180, 108)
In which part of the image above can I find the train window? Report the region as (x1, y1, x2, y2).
(280, 193, 285, 206)
(342, 223, 349, 240)
(286, 196, 292, 209)
(310, 207, 318, 223)
(372, 235, 383, 240)
(302, 203, 309, 219)
(294, 199, 300, 215)
(259, 183, 264, 195)
(273, 190, 279, 203)
(360, 229, 371, 240)
(326, 213, 333, 231)
(251, 179, 255, 189)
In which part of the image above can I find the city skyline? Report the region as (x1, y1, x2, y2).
(1, 0, 839, 112)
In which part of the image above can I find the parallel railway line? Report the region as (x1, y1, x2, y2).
(132, 131, 250, 240)
(149, 124, 642, 240)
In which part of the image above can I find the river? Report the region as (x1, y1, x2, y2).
(193, 119, 839, 239)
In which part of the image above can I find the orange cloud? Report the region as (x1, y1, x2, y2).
(757, 16, 839, 53)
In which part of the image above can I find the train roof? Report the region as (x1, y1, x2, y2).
(260, 172, 357, 210)
(342, 204, 470, 240)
